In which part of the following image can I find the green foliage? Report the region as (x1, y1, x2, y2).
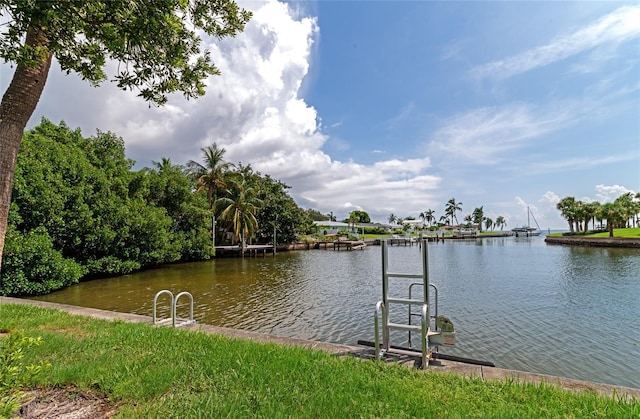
(0, 332, 49, 417)
(3, 119, 213, 293)
(4, 120, 315, 294)
(237, 166, 312, 244)
(364, 226, 388, 235)
(0, 227, 85, 296)
(349, 210, 371, 224)
(557, 193, 640, 235)
(146, 159, 213, 261)
(0, 0, 251, 105)
(303, 208, 331, 221)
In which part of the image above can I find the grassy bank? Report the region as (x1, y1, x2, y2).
(547, 228, 640, 238)
(2, 304, 638, 418)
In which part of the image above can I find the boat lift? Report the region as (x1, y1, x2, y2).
(368, 239, 455, 368)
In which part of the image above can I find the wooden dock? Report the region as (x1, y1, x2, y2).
(214, 244, 274, 257)
(388, 237, 416, 246)
(333, 240, 367, 250)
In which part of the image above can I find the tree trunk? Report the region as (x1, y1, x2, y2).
(0, 27, 52, 272)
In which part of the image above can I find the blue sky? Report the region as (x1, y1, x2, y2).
(2, 1, 639, 229)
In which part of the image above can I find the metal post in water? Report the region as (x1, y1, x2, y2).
(381, 240, 390, 350)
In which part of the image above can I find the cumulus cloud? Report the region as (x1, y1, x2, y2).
(594, 184, 635, 202)
(7, 0, 442, 222)
(540, 191, 560, 206)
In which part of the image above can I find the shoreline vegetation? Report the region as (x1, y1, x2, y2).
(2, 303, 638, 417)
(287, 228, 640, 250)
(2, 120, 638, 297)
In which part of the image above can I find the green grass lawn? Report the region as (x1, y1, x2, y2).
(547, 228, 640, 238)
(2, 303, 638, 418)
(589, 228, 640, 238)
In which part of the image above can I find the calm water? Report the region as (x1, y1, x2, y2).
(32, 236, 640, 388)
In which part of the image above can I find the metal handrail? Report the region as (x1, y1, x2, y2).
(153, 290, 174, 324)
(173, 291, 195, 328)
(153, 290, 195, 328)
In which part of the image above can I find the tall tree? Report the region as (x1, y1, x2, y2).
(423, 209, 435, 228)
(387, 213, 396, 225)
(349, 210, 371, 224)
(187, 144, 233, 252)
(0, 0, 250, 271)
(556, 197, 577, 233)
(615, 192, 635, 228)
(472, 206, 484, 231)
(495, 216, 506, 231)
(598, 203, 624, 237)
(217, 173, 261, 248)
(445, 198, 463, 226)
(582, 202, 601, 232)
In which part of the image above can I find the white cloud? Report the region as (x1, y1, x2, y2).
(526, 154, 639, 175)
(594, 184, 635, 202)
(428, 103, 574, 163)
(540, 191, 560, 206)
(0, 0, 449, 223)
(471, 5, 640, 79)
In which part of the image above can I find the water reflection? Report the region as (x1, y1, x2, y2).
(31, 238, 640, 388)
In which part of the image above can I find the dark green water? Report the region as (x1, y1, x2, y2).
(32, 236, 640, 388)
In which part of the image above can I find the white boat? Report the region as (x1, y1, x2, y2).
(512, 207, 541, 237)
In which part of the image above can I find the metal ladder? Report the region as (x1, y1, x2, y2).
(374, 239, 453, 368)
(153, 290, 196, 328)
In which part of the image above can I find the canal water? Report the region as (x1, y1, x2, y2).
(31, 236, 640, 389)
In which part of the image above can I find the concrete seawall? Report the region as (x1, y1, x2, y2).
(2, 296, 639, 401)
(545, 235, 640, 248)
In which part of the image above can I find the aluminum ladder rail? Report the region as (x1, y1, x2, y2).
(153, 290, 196, 327)
(374, 238, 434, 368)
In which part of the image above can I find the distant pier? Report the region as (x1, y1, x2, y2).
(215, 244, 274, 257)
(333, 240, 367, 250)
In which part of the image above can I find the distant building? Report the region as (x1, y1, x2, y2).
(313, 221, 351, 235)
(313, 221, 393, 235)
(402, 219, 424, 229)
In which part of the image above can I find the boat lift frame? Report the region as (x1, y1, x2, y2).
(373, 239, 450, 368)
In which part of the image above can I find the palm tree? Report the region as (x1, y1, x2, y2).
(388, 213, 396, 225)
(598, 202, 624, 237)
(348, 211, 359, 233)
(615, 192, 635, 228)
(556, 196, 577, 233)
(484, 217, 493, 231)
(582, 202, 601, 232)
(495, 216, 506, 231)
(635, 193, 640, 227)
(573, 201, 586, 232)
(186, 143, 232, 252)
(421, 209, 435, 228)
(216, 173, 261, 248)
(419, 211, 427, 228)
(472, 206, 484, 231)
(445, 198, 463, 226)
(463, 214, 473, 227)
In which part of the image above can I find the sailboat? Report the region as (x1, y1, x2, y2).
(511, 206, 541, 237)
